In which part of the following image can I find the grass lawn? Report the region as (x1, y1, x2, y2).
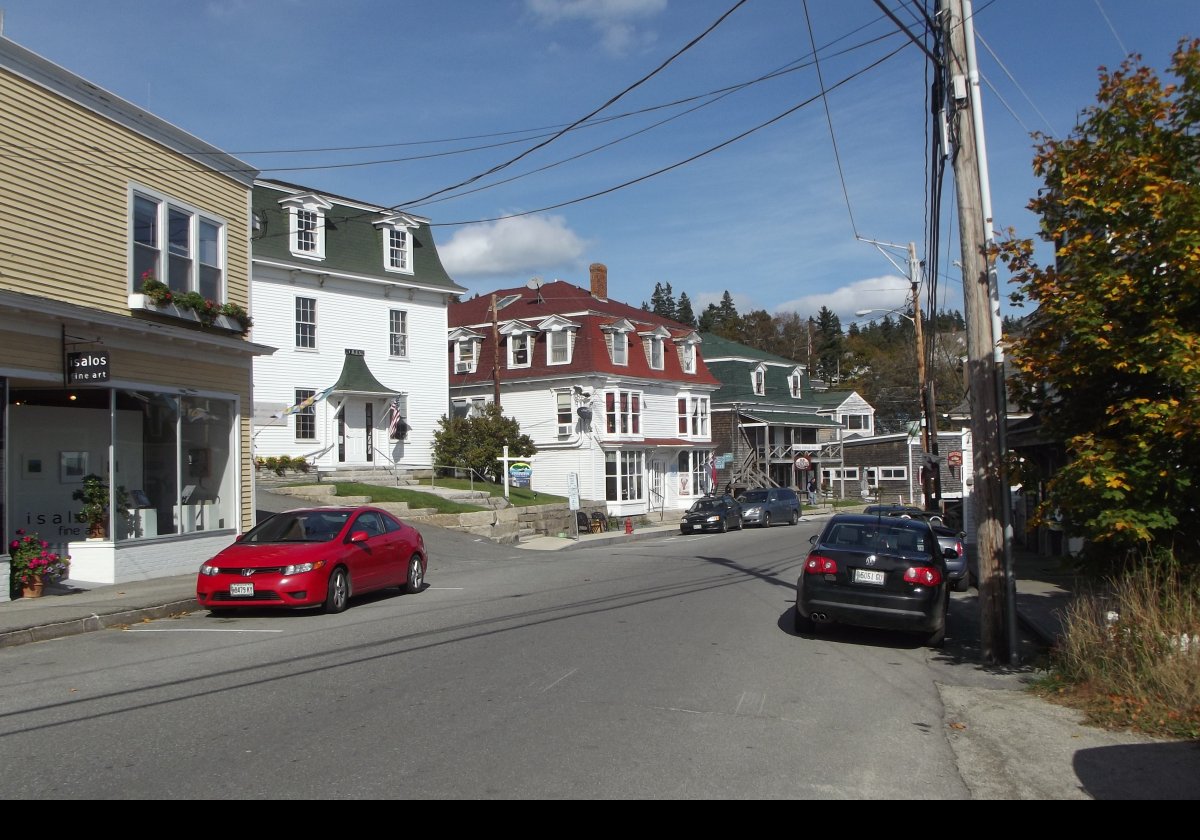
(417, 476, 569, 507)
(327, 482, 483, 514)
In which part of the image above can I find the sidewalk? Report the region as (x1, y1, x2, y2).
(1, 511, 1078, 653)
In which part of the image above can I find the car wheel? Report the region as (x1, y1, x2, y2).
(404, 555, 424, 594)
(719, 517, 728, 533)
(789, 510, 799, 526)
(762, 512, 771, 528)
(793, 605, 815, 635)
(680, 527, 688, 535)
(925, 620, 946, 647)
(735, 514, 744, 531)
(323, 567, 349, 614)
(953, 577, 970, 593)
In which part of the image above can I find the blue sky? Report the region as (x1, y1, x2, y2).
(2, 0, 1195, 325)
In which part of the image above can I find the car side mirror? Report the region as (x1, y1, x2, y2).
(349, 530, 370, 543)
(809, 534, 819, 546)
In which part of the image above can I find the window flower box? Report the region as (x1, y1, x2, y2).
(129, 274, 252, 334)
(128, 293, 244, 332)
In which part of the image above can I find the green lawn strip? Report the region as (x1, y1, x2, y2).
(417, 477, 568, 507)
(331, 482, 483, 514)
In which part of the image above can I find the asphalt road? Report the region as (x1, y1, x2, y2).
(0, 520, 1195, 799)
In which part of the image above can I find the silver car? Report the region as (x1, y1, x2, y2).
(737, 487, 801, 527)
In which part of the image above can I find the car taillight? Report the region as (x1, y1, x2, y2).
(805, 555, 838, 574)
(955, 540, 963, 557)
(904, 566, 943, 586)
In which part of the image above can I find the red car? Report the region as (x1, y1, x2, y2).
(196, 506, 427, 614)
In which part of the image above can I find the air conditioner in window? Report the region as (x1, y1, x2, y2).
(455, 362, 471, 373)
(557, 423, 573, 436)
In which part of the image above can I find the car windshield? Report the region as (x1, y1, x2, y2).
(241, 511, 351, 544)
(826, 522, 928, 553)
(740, 490, 768, 502)
(690, 499, 720, 512)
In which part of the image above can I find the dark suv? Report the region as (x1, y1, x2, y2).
(738, 487, 801, 527)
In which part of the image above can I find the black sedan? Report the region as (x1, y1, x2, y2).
(679, 495, 743, 534)
(795, 514, 953, 646)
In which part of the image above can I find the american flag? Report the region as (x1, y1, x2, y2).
(387, 396, 406, 440)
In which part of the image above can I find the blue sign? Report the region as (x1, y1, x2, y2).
(509, 462, 532, 488)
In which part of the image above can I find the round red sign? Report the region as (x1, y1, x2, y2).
(794, 456, 811, 471)
(948, 451, 963, 467)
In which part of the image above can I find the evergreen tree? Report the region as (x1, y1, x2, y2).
(676, 292, 696, 328)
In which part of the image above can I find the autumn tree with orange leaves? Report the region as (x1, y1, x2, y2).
(996, 40, 1200, 568)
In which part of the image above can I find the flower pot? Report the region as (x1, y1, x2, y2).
(21, 576, 44, 599)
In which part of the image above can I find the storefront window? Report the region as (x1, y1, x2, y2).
(180, 395, 235, 533)
(115, 390, 179, 539)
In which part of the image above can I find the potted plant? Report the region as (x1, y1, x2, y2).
(8, 529, 69, 598)
(72, 474, 132, 540)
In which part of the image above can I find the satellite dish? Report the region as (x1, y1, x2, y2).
(526, 277, 543, 290)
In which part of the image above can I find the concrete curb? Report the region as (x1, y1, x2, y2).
(0, 598, 200, 649)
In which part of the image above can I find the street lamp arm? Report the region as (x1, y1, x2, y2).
(855, 307, 915, 324)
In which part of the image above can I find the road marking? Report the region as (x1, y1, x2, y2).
(542, 667, 578, 692)
(734, 691, 766, 716)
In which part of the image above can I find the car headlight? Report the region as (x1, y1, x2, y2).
(745, 506, 761, 516)
(706, 515, 720, 523)
(199, 563, 220, 576)
(283, 560, 325, 576)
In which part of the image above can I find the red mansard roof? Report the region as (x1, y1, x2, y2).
(448, 280, 718, 387)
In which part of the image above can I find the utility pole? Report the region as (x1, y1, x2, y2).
(491, 293, 501, 409)
(940, 0, 1010, 662)
(909, 243, 942, 513)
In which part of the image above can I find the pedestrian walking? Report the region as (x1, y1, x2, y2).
(807, 476, 819, 506)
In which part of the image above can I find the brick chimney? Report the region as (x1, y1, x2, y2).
(589, 262, 608, 300)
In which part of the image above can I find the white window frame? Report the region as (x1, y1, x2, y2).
(295, 296, 317, 350)
(879, 466, 907, 480)
(455, 339, 477, 373)
(606, 450, 645, 502)
(131, 186, 227, 301)
(791, 374, 801, 397)
(690, 396, 710, 437)
(605, 389, 642, 436)
(294, 388, 316, 441)
(843, 414, 870, 431)
(509, 333, 531, 369)
(385, 226, 413, 274)
(556, 391, 573, 436)
(612, 332, 628, 366)
(389, 309, 408, 358)
(753, 366, 765, 396)
(681, 343, 697, 374)
(648, 336, 664, 370)
(281, 194, 331, 260)
(547, 329, 572, 365)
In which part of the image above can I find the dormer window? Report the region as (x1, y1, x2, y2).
(280, 194, 332, 260)
(455, 339, 477, 373)
(509, 334, 530, 368)
(376, 213, 420, 275)
(681, 343, 696, 374)
(612, 332, 628, 365)
(753, 365, 766, 396)
(649, 336, 664, 370)
(548, 330, 571, 365)
(791, 373, 801, 397)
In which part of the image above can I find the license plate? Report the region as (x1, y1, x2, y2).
(229, 582, 255, 597)
(853, 569, 885, 585)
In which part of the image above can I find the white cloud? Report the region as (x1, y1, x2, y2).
(439, 214, 590, 278)
(773, 275, 911, 323)
(525, 0, 666, 54)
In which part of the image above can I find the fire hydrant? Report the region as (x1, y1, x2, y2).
(624, 517, 633, 535)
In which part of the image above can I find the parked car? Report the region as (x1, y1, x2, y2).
(737, 487, 801, 527)
(795, 513, 953, 646)
(863, 503, 944, 525)
(932, 523, 969, 592)
(680, 495, 743, 534)
(196, 506, 427, 614)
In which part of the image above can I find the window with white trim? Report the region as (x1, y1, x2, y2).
(605, 390, 641, 435)
(556, 392, 573, 436)
(681, 343, 696, 374)
(548, 330, 571, 365)
(131, 189, 226, 300)
(509, 334, 530, 368)
(677, 395, 709, 436)
(612, 332, 628, 365)
(821, 467, 860, 483)
(455, 339, 477, 373)
(295, 297, 316, 349)
(879, 466, 907, 480)
(389, 310, 408, 358)
(648, 336, 664, 370)
(294, 388, 316, 440)
(791, 373, 801, 397)
(606, 450, 644, 501)
(386, 228, 411, 272)
(676, 450, 713, 496)
(843, 414, 870, 431)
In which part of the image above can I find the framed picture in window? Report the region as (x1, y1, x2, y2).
(59, 451, 88, 483)
(22, 454, 46, 479)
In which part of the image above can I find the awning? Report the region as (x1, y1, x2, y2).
(738, 410, 841, 428)
(330, 349, 397, 397)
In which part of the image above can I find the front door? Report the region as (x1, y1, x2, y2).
(341, 399, 367, 464)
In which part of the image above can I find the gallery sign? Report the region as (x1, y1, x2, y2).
(66, 350, 110, 384)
